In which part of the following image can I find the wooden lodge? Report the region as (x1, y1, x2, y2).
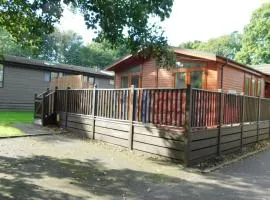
(33, 48, 270, 166)
(106, 48, 270, 98)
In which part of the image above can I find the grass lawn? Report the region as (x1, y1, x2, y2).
(0, 111, 33, 137)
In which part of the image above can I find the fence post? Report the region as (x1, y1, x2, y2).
(92, 84, 97, 139)
(65, 87, 70, 129)
(34, 93, 37, 118)
(128, 85, 135, 150)
(240, 95, 245, 152)
(217, 91, 224, 156)
(257, 96, 261, 142)
(184, 84, 192, 166)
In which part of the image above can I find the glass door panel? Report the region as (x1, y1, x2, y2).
(175, 72, 186, 88)
(131, 75, 140, 88)
(190, 71, 202, 88)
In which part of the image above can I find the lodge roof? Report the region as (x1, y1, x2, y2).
(0, 54, 114, 78)
(105, 48, 268, 77)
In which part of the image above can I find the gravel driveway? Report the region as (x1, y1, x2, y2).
(0, 133, 269, 200)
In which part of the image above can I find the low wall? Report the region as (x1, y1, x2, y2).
(58, 112, 270, 166)
(58, 112, 185, 162)
(189, 121, 270, 165)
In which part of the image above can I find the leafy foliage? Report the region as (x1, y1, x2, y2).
(179, 32, 242, 59)
(236, 3, 270, 64)
(0, 0, 174, 67)
(0, 27, 128, 69)
(0, 28, 32, 57)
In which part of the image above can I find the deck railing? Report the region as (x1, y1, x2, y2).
(54, 87, 187, 127)
(34, 85, 270, 165)
(37, 85, 270, 129)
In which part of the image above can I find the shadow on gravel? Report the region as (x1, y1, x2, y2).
(0, 153, 267, 200)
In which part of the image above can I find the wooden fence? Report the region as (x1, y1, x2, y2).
(36, 85, 270, 166)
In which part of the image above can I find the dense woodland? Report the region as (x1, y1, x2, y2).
(0, 2, 269, 68)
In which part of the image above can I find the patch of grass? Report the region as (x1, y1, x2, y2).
(0, 125, 25, 137)
(0, 111, 33, 137)
(0, 111, 33, 125)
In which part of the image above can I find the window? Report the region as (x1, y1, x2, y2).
(176, 61, 206, 68)
(51, 72, 59, 80)
(88, 77, 94, 84)
(257, 80, 262, 97)
(123, 65, 141, 73)
(44, 72, 51, 82)
(44, 72, 64, 82)
(0, 64, 3, 87)
(131, 75, 140, 88)
(175, 72, 186, 88)
(190, 71, 203, 88)
(121, 76, 128, 88)
(252, 79, 256, 96)
(245, 77, 251, 95)
(109, 80, 115, 85)
(83, 76, 95, 84)
(83, 76, 88, 83)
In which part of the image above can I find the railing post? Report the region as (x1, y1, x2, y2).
(240, 95, 245, 152)
(42, 92, 46, 126)
(53, 87, 58, 125)
(92, 84, 97, 139)
(34, 93, 37, 118)
(184, 84, 192, 166)
(65, 87, 70, 129)
(217, 91, 224, 156)
(54, 87, 58, 111)
(128, 85, 135, 150)
(257, 96, 261, 142)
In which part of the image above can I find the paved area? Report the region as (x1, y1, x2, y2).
(12, 123, 63, 136)
(0, 133, 269, 200)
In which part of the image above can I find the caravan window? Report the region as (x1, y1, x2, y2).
(0, 64, 3, 87)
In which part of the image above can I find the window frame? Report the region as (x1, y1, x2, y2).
(44, 71, 51, 82)
(257, 79, 262, 97)
(244, 75, 251, 96)
(175, 72, 186, 89)
(174, 70, 204, 89)
(0, 64, 4, 88)
(121, 75, 129, 88)
(190, 71, 203, 89)
(88, 77, 95, 85)
(120, 73, 142, 88)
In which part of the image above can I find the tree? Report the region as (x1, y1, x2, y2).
(37, 29, 84, 63)
(0, 25, 128, 68)
(0, 0, 175, 67)
(179, 32, 242, 59)
(236, 3, 270, 64)
(179, 40, 202, 49)
(35, 29, 128, 68)
(67, 41, 129, 68)
(0, 27, 33, 57)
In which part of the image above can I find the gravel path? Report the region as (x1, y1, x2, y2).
(0, 133, 269, 200)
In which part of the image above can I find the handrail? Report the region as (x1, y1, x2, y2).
(36, 90, 49, 98)
(45, 91, 55, 97)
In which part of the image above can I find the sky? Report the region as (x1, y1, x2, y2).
(58, 0, 266, 46)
